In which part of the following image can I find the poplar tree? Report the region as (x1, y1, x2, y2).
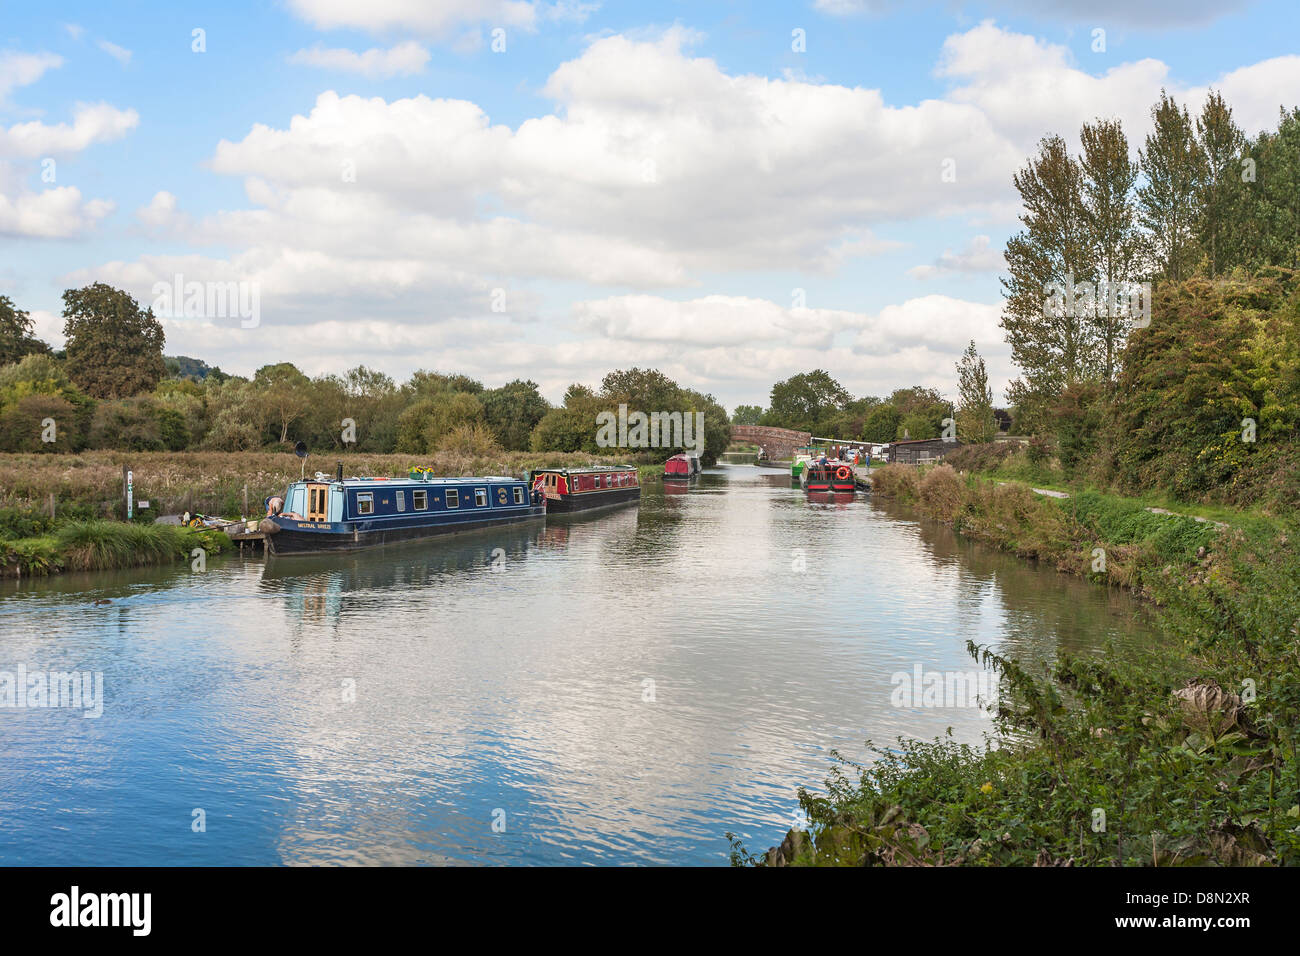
(1195, 90, 1247, 277)
(1000, 134, 1094, 429)
(955, 340, 996, 443)
(1138, 91, 1205, 282)
(1250, 107, 1300, 270)
(1079, 117, 1141, 380)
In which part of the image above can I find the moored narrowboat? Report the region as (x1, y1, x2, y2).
(663, 452, 701, 480)
(260, 470, 544, 556)
(802, 459, 857, 494)
(528, 466, 640, 513)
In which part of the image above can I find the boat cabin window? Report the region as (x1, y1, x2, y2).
(357, 492, 374, 515)
(446, 489, 459, 509)
(395, 490, 405, 512)
(475, 488, 488, 507)
(413, 490, 427, 510)
(513, 487, 524, 504)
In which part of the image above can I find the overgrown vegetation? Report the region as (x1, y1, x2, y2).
(1, 518, 229, 577)
(736, 465, 1300, 866)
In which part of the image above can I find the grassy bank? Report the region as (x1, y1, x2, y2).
(735, 464, 1300, 866)
(1, 520, 231, 578)
(0, 449, 664, 519)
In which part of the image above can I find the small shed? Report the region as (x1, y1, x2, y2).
(887, 437, 960, 465)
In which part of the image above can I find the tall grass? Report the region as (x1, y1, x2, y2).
(0, 520, 230, 576)
(0, 450, 654, 518)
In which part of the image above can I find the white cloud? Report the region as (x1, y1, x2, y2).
(287, 42, 431, 78)
(0, 102, 139, 157)
(908, 234, 1005, 279)
(0, 51, 63, 101)
(939, 22, 1300, 157)
(28, 309, 65, 348)
(0, 185, 113, 239)
(96, 39, 132, 67)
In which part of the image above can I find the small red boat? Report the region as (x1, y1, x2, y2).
(663, 453, 701, 481)
(802, 459, 856, 493)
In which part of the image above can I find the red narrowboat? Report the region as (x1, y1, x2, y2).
(663, 453, 701, 481)
(802, 459, 857, 494)
(528, 466, 641, 513)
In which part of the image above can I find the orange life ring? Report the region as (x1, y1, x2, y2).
(835, 466, 851, 480)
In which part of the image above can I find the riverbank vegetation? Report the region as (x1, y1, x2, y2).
(0, 449, 666, 520)
(1, 518, 230, 578)
(737, 464, 1300, 866)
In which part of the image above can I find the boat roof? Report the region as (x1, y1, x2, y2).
(530, 465, 635, 474)
(293, 474, 523, 486)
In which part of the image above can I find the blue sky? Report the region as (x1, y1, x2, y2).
(2, 0, 1297, 408)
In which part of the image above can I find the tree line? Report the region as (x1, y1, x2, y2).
(0, 284, 728, 463)
(1003, 90, 1300, 433)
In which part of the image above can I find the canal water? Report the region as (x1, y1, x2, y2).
(0, 466, 1158, 865)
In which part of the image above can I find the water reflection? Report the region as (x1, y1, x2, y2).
(0, 465, 1158, 865)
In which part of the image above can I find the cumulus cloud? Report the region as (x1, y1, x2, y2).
(939, 21, 1300, 156)
(288, 42, 431, 77)
(0, 185, 113, 239)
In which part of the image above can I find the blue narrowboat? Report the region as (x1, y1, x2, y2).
(259, 468, 544, 556)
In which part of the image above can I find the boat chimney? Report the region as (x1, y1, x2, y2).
(336, 460, 343, 481)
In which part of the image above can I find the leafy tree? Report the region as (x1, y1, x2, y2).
(89, 398, 168, 451)
(62, 283, 166, 399)
(530, 405, 590, 452)
(764, 369, 850, 433)
(1248, 107, 1300, 270)
(600, 367, 682, 414)
(731, 404, 763, 425)
(1111, 279, 1255, 495)
(1080, 117, 1142, 380)
(423, 391, 484, 452)
(1138, 91, 1205, 282)
(1001, 135, 1097, 428)
(0, 395, 78, 452)
(1195, 90, 1247, 277)
(395, 400, 436, 455)
(955, 341, 997, 443)
(480, 379, 550, 450)
(408, 370, 483, 398)
(164, 355, 225, 382)
(253, 363, 312, 444)
(861, 403, 901, 444)
(0, 295, 50, 366)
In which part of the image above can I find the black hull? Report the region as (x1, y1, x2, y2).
(267, 509, 544, 557)
(544, 487, 641, 513)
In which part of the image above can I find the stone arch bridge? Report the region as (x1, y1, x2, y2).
(728, 425, 812, 461)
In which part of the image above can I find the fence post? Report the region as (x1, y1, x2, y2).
(48, 493, 55, 519)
